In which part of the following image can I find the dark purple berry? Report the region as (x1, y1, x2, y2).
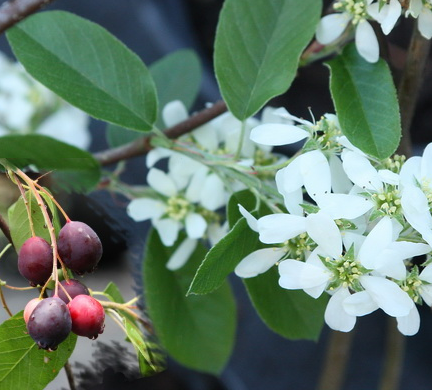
(52, 279, 90, 304)
(18, 236, 53, 286)
(68, 295, 105, 339)
(57, 221, 102, 275)
(27, 297, 72, 351)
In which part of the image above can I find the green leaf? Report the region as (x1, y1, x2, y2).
(188, 218, 259, 295)
(7, 11, 157, 131)
(327, 43, 401, 159)
(106, 124, 143, 148)
(0, 311, 77, 390)
(8, 191, 60, 252)
(214, 0, 322, 119)
(150, 49, 202, 129)
(123, 317, 165, 376)
(103, 281, 125, 303)
(144, 230, 236, 374)
(227, 189, 257, 228)
(244, 267, 327, 340)
(0, 135, 101, 192)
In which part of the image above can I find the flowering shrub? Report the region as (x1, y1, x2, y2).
(0, 0, 431, 389)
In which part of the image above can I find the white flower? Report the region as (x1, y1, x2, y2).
(400, 143, 432, 246)
(315, 0, 379, 63)
(368, 0, 401, 35)
(127, 168, 208, 246)
(406, 0, 432, 39)
(278, 216, 425, 332)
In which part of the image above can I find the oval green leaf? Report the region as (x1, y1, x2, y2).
(144, 230, 236, 374)
(6, 11, 157, 131)
(0, 312, 77, 390)
(214, 0, 322, 119)
(0, 135, 101, 192)
(244, 267, 327, 340)
(150, 49, 202, 129)
(327, 43, 401, 159)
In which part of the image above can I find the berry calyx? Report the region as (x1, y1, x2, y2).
(23, 298, 41, 324)
(53, 279, 90, 303)
(68, 295, 105, 339)
(57, 221, 102, 275)
(27, 297, 72, 351)
(18, 236, 53, 286)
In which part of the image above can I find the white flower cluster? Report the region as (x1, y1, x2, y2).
(0, 52, 90, 149)
(127, 101, 286, 270)
(316, 0, 432, 63)
(235, 110, 432, 336)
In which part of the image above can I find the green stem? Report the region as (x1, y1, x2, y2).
(64, 360, 77, 390)
(235, 120, 246, 160)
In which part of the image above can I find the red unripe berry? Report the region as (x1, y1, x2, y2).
(68, 295, 105, 339)
(23, 298, 41, 324)
(51, 279, 90, 304)
(57, 221, 102, 275)
(18, 236, 53, 286)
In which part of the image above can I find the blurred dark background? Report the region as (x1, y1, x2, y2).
(1, 0, 432, 389)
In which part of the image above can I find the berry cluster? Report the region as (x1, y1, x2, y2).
(19, 221, 105, 351)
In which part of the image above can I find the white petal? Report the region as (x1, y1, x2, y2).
(185, 166, 209, 202)
(360, 275, 414, 317)
(127, 198, 165, 222)
(162, 100, 188, 127)
(277, 157, 303, 194)
(257, 214, 306, 244)
(235, 248, 283, 278)
(399, 156, 421, 188)
(358, 216, 393, 269)
(397, 306, 420, 336)
(300, 150, 331, 201)
(166, 238, 198, 271)
(169, 152, 202, 181)
(388, 241, 431, 259)
(407, 0, 422, 17)
(343, 290, 379, 316)
(185, 213, 207, 239)
(316, 13, 351, 44)
(200, 174, 227, 211)
(420, 264, 432, 283)
(146, 148, 172, 168)
(329, 154, 353, 194)
(324, 288, 357, 332)
(304, 282, 329, 299)
(342, 232, 365, 256)
(238, 204, 258, 232)
(192, 123, 219, 152)
(153, 218, 181, 246)
(337, 136, 366, 156)
(317, 193, 373, 220)
(278, 260, 330, 290)
(147, 168, 178, 197)
(418, 8, 432, 39)
(378, 169, 400, 186)
(207, 222, 228, 246)
(280, 187, 304, 216)
(306, 211, 342, 258)
(355, 21, 379, 63)
(421, 143, 432, 181)
(250, 124, 309, 146)
(382, 0, 401, 35)
(342, 150, 382, 191)
(420, 285, 432, 306)
(373, 249, 408, 280)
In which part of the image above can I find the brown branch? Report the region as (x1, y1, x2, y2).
(378, 318, 405, 390)
(397, 23, 431, 157)
(317, 330, 355, 390)
(64, 360, 77, 390)
(0, 0, 57, 34)
(0, 213, 13, 246)
(94, 100, 227, 166)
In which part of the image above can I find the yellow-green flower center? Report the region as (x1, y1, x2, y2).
(166, 196, 191, 221)
(334, 0, 368, 24)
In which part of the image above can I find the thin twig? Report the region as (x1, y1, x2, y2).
(64, 360, 77, 390)
(0, 213, 13, 245)
(94, 100, 227, 166)
(396, 23, 431, 157)
(0, 0, 57, 34)
(378, 318, 405, 390)
(0, 287, 13, 317)
(317, 330, 355, 390)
